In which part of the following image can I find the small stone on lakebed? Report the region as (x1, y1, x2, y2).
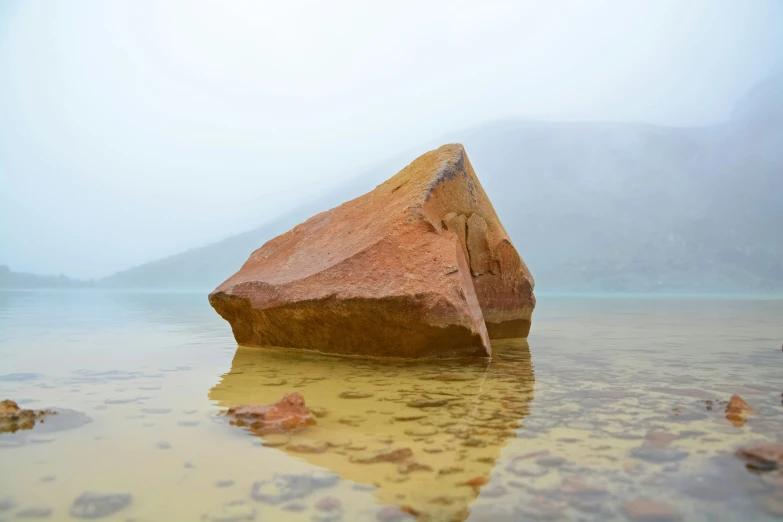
(226, 393, 315, 434)
(339, 392, 373, 399)
(251, 472, 339, 505)
(69, 492, 131, 519)
(350, 447, 413, 464)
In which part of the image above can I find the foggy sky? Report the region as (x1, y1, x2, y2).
(1, 0, 782, 279)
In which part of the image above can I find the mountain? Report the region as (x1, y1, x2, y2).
(103, 73, 783, 293)
(0, 265, 90, 289)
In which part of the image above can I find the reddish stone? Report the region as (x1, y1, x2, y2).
(209, 144, 535, 358)
(726, 394, 754, 427)
(226, 393, 315, 434)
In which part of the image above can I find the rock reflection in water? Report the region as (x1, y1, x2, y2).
(209, 338, 534, 521)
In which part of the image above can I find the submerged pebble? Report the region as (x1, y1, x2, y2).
(350, 448, 413, 464)
(315, 496, 342, 512)
(0, 496, 17, 513)
(339, 392, 373, 399)
(631, 446, 689, 463)
(201, 501, 256, 522)
(281, 502, 307, 512)
(15, 507, 52, 518)
(251, 472, 339, 505)
(69, 492, 132, 519)
(375, 506, 416, 522)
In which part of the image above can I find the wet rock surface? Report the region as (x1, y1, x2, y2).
(725, 394, 755, 427)
(0, 400, 91, 447)
(208, 144, 535, 358)
(226, 393, 315, 434)
(207, 339, 535, 521)
(0, 400, 55, 433)
(3, 293, 783, 522)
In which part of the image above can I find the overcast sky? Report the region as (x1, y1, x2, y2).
(1, 0, 782, 278)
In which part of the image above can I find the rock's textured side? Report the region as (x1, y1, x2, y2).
(0, 399, 55, 433)
(209, 144, 535, 358)
(725, 394, 754, 427)
(226, 392, 315, 434)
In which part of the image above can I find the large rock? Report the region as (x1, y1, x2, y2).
(209, 144, 535, 357)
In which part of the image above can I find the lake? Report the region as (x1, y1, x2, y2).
(1, 291, 782, 521)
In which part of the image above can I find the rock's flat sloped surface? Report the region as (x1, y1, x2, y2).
(209, 144, 535, 357)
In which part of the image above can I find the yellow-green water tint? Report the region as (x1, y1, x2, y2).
(0, 291, 782, 521)
(209, 339, 533, 521)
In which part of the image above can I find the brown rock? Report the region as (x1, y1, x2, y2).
(226, 393, 315, 434)
(726, 394, 754, 427)
(0, 399, 56, 434)
(209, 144, 535, 358)
(736, 441, 783, 470)
(622, 498, 683, 521)
(0, 399, 20, 415)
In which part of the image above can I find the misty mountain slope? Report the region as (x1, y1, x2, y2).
(101, 160, 404, 289)
(459, 114, 782, 291)
(0, 265, 87, 289)
(102, 75, 783, 292)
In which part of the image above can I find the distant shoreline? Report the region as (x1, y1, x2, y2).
(2, 287, 782, 300)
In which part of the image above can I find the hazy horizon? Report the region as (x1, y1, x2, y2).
(2, 0, 783, 279)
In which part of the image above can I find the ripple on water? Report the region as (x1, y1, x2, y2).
(2, 294, 783, 521)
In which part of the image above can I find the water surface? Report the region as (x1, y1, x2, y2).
(1, 291, 782, 521)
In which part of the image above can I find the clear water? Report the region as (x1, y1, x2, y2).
(1, 291, 782, 521)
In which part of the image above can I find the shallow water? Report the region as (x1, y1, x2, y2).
(1, 291, 782, 521)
